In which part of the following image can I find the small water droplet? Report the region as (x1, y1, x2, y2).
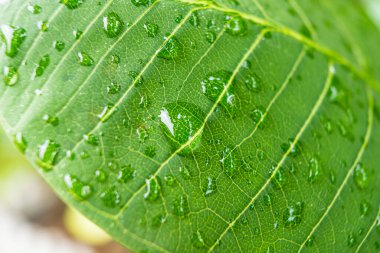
(64, 174, 92, 200)
(225, 15, 247, 36)
(32, 54, 50, 79)
(144, 176, 161, 201)
(250, 106, 265, 126)
(3, 66, 18, 86)
(37, 20, 49, 32)
(360, 200, 370, 216)
(189, 12, 200, 27)
(173, 195, 189, 217)
(152, 214, 167, 227)
(354, 163, 369, 190)
(143, 22, 159, 38)
(107, 82, 121, 94)
(179, 165, 191, 179)
(53, 40, 65, 51)
(204, 177, 217, 196)
(274, 168, 285, 188)
(347, 233, 356, 247)
(220, 146, 239, 177)
(128, 71, 144, 86)
(42, 114, 59, 126)
(83, 134, 99, 146)
(73, 30, 83, 39)
(159, 102, 204, 153)
(117, 165, 136, 183)
(192, 230, 206, 249)
(283, 202, 304, 227)
(244, 73, 261, 92)
(36, 139, 60, 170)
(13, 132, 27, 153)
(308, 157, 320, 182)
(305, 236, 314, 247)
(99, 186, 121, 207)
(158, 36, 181, 60)
(0, 25, 27, 57)
(144, 146, 156, 158)
(110, 54, 120, 64)
(205, 31, 216, 44)
(136, 125, 149, 143)
(78, 52, 94, 66)
(103, 12, 124, 38)
(95, 169, 107, 182)
(164, 175, 175, 186)
(131, 0, 151, 7)
(263, 194, 272, 206)
(80, 151, 89, 159)
(280, 138, 300, 157)
(60, 0, 83, 9)
(27, 3, 42, 14)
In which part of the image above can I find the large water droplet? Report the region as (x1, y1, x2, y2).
(353, 163, 369, 190)
(173, 195, 189, 217)
(158, 36, 181, 60)
(143, 22, 159, 38)
(3, 66, 18, 86)
(144, 176, 161, 201)
(78, 52, 94, 66)
(103, 12, 124, 38)
(64, 174, 92, 200)
(283, 202, 304, 227)
(225, 15, 247, 36)
(201, 70, 236, 115)
(159, 102, 204, 154)
(36, 139, 60, 170)
(0, 25, 27, 57)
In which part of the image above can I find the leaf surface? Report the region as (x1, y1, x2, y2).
(1, 0, 380, 252)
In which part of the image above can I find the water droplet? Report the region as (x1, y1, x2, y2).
(225, 15, 247, 36)
(60, 0, 83, 9)
(152, 214, 166, 227)
(192, 230, 206, 249)
(354, 163, 369, 190)
(159, 102, 204, 153)
(347, 233, 356, 247)
(131, 0, 151, 7)
(103, 12, 124, 38)
(244, 73, 261, 92)
(283, 202, 304, 227)
(179, 165, 191, 179)
(37, 20, 49, 32)
(305, 236, 314, 247)
(205, 31, 216, 44)
(117, 165, 136, 183)
(201, 70, 236, 115)
(263, 194, 272, 206)
(164, 175, 175, 186)
(110, 54, 120, 64)
(173, 195, 189, 217)
(73, 30, 82, 39)
(250, 106, 265, 126)
(53, 40, 65, 51)
(36, 139, 60, 170)
(158, 36, 181, 60)
(144, 176, 161, 201)
(32, 54, 50, 79)
(42, 114, 59, 126)
(328, 77, 349, 107)
(175, 15, 183, 23)
(220, 146, 239, 177)
(308, 157, 320, 182)
(95, 169, 107, 182)
(0, 25, 27, 57)
(13, 132, 27, 153)
(280, 138, 300, 157)
(80, 151, 89, 159)
(144, 146, 156, 158)
(274, 168, 285, 188)
(99, 186, 121, 207)
(128, 71, 144, 86)
(143, 22, 159, 38)
(189, 12, 200, 27)
(204, 177, 217, 196)
(3, 66, 18, 86)
(27, 3, 42, 14)
(360, 200, 370, 216)
(83, 134, 99, 146)
(78, 52, 94, 66)
(136, 125, 149, 143)
(66, 150, 75, 160)
(64, 174, 92, 200)
(107, 82, 121, 94)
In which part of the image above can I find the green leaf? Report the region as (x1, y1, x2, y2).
(1, 0, 380, 252)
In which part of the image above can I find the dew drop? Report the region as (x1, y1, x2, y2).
(201, 70, 236, 115)
(305, 236, 314, 247)
(189, 12, 200, 27)
(179, 165, 191, 180)
(73, 30, 83, 39)
(53, 40, 65, 51)
(308, 157, 320, 183)
(131, 0, 151, 7)
(117, 165, 136, 183)
(164, 175, 175, 186)
(83, 134, 99, 146)
(99, 186, 121, 207)
(3, 66, 18, 86)
(27, 3, 42, 14)
(136, 125, 149, 143)
(144, 176, 161, 201)
(143, 22, 159, 38)
(353, 163, 369, 190)
(263, 194, 272, 206)
(128, 71, 144, 86)
(173, 195, 189, 217)
(64, 174, 92, 200)
(251, 106, 265, 126)
(225, 15, 247, 36)
(192, 230, 206, 249)
(283, 202, 304, 227)
(159, 102, 204, 153)
(95, 169, 108, 182)
(32, 54, 50, 79)
(347, 233, 356, 247)
(144, 146, 156, 158)
(60, 0, 83, 9)
(107, 82, 121, 94)
(103, 12, 124, 38)
(77, 52, 94, 66)
(360, 200, 370, 216)
(42, 114, 59, 126)
(204, 177, 217, 196)
(36, 139, 60, 170)
(110, 54, 120, 64)
(157, 36, 181, 60)
(0, 25, 27, 58)
(220, 146, 239, 177)
(13, 132, 27, 153)
(273, 168, 285, 188)
(280, 138, 300, 157)
(244, 73, 261, 92)
(37, 20, 49, 32)
(152, 214, 167, 227)
(205, 31, 216, 44)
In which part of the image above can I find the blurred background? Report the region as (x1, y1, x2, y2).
(0, 0, 379, 253)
